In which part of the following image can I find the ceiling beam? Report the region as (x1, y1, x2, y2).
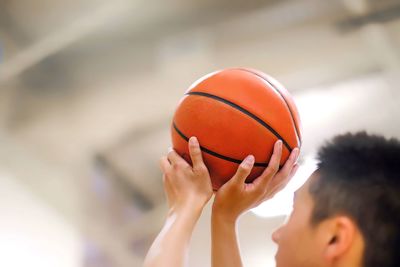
(0, 0, 132, 84)
(341, 0, 400, 72)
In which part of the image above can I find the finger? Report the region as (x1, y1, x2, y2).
(260, 176, 290, 203)
(267, 163, 298, 194)
(167, 147, 189, 167)
(274, 172, 292, 192)
(255, 140, 283, 187)
(289, 163, 299, 178)
(269, 140, 283, 171)
(276, 147, 299, 179)
(188, 136, 206, 170)
(232, 155, 255, 184)
(270, 163, 299, 195)
(159, 156, 171, 174)
(259, 168, 295, 204)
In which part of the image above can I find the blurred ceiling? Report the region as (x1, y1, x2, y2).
(0, 0, 400, 266)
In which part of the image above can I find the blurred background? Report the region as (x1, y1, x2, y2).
(0, 0, 399, 266)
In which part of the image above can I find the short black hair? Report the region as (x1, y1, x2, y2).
(309, 132, 400, 267)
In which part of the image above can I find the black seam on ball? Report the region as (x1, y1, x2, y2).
(237, 68, 301, 146)
(173, 122, 268, 167)
(185, 91, 293, 151)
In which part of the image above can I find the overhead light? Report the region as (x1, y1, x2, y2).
(251, 155, 318, 218)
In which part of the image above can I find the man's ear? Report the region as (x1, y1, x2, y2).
(320, 216, 356, 263)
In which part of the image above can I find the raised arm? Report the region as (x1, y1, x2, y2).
(211, 140, 299, 267)
(143, 137, 213, 267)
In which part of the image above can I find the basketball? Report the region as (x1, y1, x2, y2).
(171, 68, 302, 190)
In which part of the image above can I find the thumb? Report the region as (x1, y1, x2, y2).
(232, 155, 255, 184)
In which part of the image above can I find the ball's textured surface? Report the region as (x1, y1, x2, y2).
(171, 68, 302, 190)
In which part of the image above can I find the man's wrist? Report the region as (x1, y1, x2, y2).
(211, 206, 239, 226)
(169, 196, 205, 218)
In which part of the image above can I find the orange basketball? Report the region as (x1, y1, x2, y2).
(171, 68, 302, 190)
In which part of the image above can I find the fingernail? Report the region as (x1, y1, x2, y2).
(277, 140, 282, 148)
(168, 147, 174, 153)
(189, 136, 198, 145)
(290, 148, 299, 160)
(243, 155, 255, 166)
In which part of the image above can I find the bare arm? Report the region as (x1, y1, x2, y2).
(211, 140, 299, 267)
(211, 212, 242, 267)
(144, 200, 203, 267)
(143, 137, 213, 267)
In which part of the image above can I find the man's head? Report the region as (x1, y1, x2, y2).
(272, 132, 400, 267)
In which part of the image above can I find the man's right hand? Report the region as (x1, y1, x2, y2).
(212, 140, 299, 223)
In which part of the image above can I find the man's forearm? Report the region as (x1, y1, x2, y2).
(143, 204, 203, 267)
(211, 213, 243, 267)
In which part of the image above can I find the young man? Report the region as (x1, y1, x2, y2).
(143, 132, 400, 267)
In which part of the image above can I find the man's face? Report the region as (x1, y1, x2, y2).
(272, 172, 325, 267)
